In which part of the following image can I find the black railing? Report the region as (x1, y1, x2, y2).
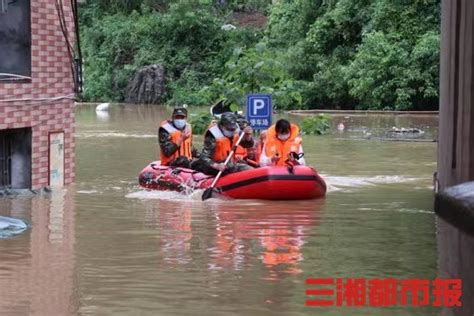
(0, 133, 12, 189)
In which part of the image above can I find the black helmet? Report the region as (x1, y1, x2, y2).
(236, 113, 248, 129)
(172, 107, 188, 117)
(219, 112, 237, 130)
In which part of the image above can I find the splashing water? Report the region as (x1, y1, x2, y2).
(325, 175, 424, 192)
(126, 188, 204, 201)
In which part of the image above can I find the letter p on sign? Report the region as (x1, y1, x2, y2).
(253, 99, 266, 115)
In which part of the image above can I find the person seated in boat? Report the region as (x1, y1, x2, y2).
(242, 146, 259, 167)
(259, 119, 306, 167)
(233, 114, 260, 168)
(158, 107, 194, 168)
(191, 112, 255, 176)
(250, 130, 267, 164)
(234, 114, 248, 161)
(235, 129, 267, 166)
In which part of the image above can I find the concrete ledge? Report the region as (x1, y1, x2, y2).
(287, 109, 439, 116)
(0, 187, 52, 197)
(75, 102, 100, 107)
(435, 181, 474, 237)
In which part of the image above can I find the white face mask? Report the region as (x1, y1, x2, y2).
(173, 119, 186, 129)
(278, 133, 290, 141)
(222, 128, 235, 138)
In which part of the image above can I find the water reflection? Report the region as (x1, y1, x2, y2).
(0, 189, 77, 315)
(143, 199, 193, 265)
(140, 197, 323, 282)
(95, 110, 110, 122)
(212, 201, 322, 281)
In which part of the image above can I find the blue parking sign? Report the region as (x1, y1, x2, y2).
(246, 94, 272, 130)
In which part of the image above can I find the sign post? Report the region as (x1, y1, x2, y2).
(49, 132, 65, 187)
(246, 94, 272, 130)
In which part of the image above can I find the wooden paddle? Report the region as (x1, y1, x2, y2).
(202, 131, 246, 201)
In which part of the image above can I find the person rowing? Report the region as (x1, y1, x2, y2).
(192, 112, 255, 176)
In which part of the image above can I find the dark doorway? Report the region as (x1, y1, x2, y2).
(0, 128, 32, 190)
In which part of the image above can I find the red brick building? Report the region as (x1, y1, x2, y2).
(0, 0, 80, 190)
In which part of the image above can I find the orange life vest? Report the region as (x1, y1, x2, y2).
(264, 124, 302, 166)
(159, 120, 192, 165)
(254, 144, 262, 162)
(207, 124, 239, 163)
(252, 130, 267, 164)
(235, 145, 246, 160)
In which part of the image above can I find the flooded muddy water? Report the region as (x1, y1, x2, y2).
(0, 105, 438, 315)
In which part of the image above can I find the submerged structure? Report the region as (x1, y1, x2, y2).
(0, 0, 81, 191)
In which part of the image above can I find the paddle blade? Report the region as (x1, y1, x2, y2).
(202, 187, 223, 200)
(202, 187, 215, 200)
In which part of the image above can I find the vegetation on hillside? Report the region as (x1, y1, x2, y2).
(79, 0, 440, 111)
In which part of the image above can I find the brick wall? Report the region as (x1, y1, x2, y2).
(0, 0, 77, 189)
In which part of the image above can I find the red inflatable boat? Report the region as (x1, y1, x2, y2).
(138, 161, 326, 200)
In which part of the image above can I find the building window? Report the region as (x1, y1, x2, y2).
(0, 0, 31, 82)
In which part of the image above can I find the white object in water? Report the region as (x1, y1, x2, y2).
(96, 110, 110, 122)
(96, 102, 110, 111)
(337, 122, 345, 131)
(0, 216, 27, 230)
(221, 24, 237, 31)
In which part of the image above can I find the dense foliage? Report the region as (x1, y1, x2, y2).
(79, 0, 440, 110)
(188, 111, 215, 134)
(80, 1, 265, 104)
(301, 114, 331, 135)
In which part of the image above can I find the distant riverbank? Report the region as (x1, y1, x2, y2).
(75, 103, 439, 119)
(287, 109, 439, 116)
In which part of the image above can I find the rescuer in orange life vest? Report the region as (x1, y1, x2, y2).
(259, 119, 306, 167)
(158, 107, 195, 168)
(191, 112, 254, 176)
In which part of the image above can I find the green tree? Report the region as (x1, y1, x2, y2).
(204, 43, 303, 110)
(79, 0, 441, 110)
